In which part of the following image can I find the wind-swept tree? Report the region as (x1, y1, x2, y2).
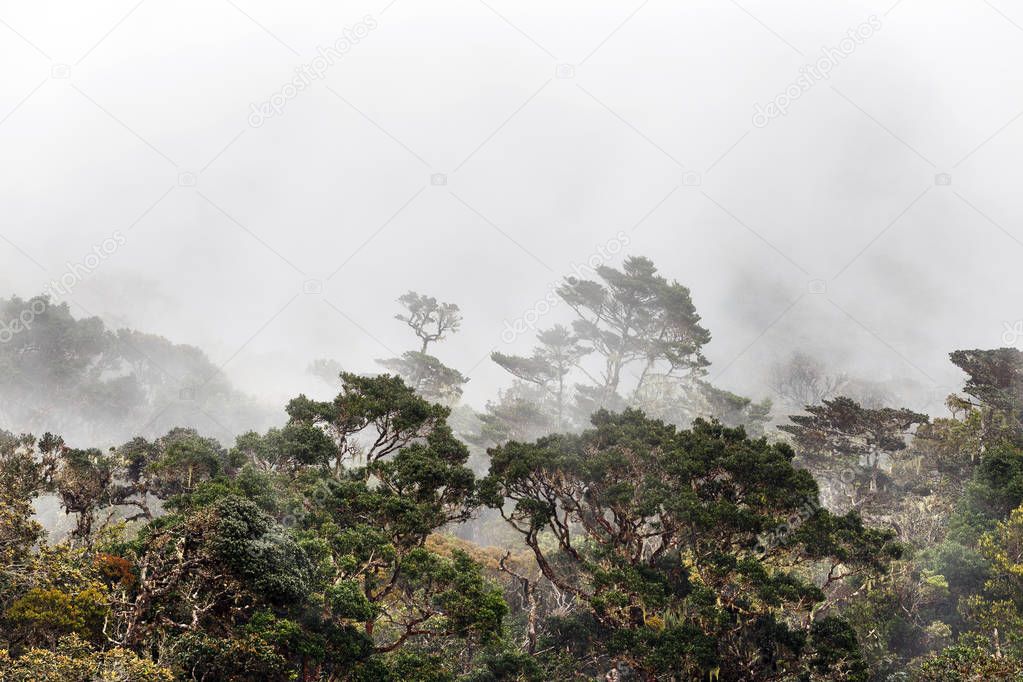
(947, 348, 1023, 447)
(376, 291, 469, 405)
(491, 325, 589, 431)
(488, 257, 773, 441)
(556, 256, 711, 411)
(394, 291, 462, 354)
(781, 397, 928, 517)
(482, 258, 777, 445)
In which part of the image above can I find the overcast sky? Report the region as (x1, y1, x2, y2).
(2, 0, 1021, 416)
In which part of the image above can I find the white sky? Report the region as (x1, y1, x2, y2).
(1, 0, 1021, 417)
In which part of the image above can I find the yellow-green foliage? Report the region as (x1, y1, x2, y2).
(5, 586, 108, 642)
(0, 635, 173, 681)
(978, 505, 1023, 584)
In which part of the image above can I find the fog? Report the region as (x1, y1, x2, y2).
(2, 0, 1021, 431)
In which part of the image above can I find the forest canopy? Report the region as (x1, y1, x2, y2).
(1, 256, 1022, 680)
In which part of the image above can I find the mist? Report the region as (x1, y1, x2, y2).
(1, 0, 1018, 428)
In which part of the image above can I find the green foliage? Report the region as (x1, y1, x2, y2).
(949, 348, 1023, 435)
(207, 495, 311, 605)
(911, 636, 1023, 681)
(378, 352, 469, 405)
(172, 630, 294, 682)
(485, 408, 897, 678)
(805, 616, 869, 680)
(146, 428, 235, 498)
(951, 445, 1023, 543)
(457, 644, 542, 682)
(367, 291, 469, 405)
(557, 256, 711, 405)
(781, 396, 928, 518)
(1, 545, 112, 651)
(486, 258, 772, 446)
(233, 422, 335, 475)
(490, 325, 590, 433)
(9, 265, 1023, 680)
